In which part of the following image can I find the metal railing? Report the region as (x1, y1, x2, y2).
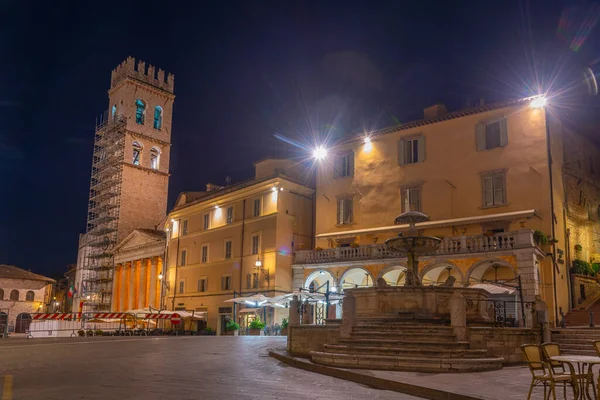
(478, 299, 536, 327)
(294, 229, 536, 265)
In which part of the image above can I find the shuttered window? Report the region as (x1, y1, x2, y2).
(225, 240, 232, 259)
(398, 135, 425, 165)
(401, 187, 421, 212)
(201, 245, 209, 263)
(221, 275, 232, 290)
(476, 118, 508, 151)
(337, 197, 353, 225)
(180, 250, 187, 266)
(482, 171, 507, 207)
(198, 278, 207, 292)
(333, 151, 354, 178)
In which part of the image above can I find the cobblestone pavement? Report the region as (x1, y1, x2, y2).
(0, 336, 421, 400)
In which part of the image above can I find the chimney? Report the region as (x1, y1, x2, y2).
(206, 183, 222, 192)
(423, 103, 447, 119)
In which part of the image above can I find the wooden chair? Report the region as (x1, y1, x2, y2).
(542, 342, 596, 398)
(521, 344, 578, 400)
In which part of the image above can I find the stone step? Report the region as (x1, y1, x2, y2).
(561, 349, 598, 356)
(310, 351, 503, 373)
(338, 337, 470, 349)
(349, 331, 456, 341)
(554, 344, 595, 351)
(550, 338, 596, 345)
(352, 324, 454, 333)
(355, 317, 448, 325)
(323, 344, 489, 358)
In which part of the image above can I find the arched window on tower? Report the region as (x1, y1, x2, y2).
(132, 142, 143, 165)
(25, 291, 34, 301)
(150, 147, 160, 170)
(10, 290, 19, 301)
(154, 106, 163, 130)
(135, 99, 146, 124)
(111, 104, 117, 121)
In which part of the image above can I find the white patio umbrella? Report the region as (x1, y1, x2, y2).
(224, 294, 271, 306)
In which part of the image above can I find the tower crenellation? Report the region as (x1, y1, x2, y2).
(110, 56, 175, 93)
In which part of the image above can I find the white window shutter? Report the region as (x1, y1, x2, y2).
(493, 175, 505, 204)
(417, 136, 426, 162)
(484, 177, 493, 206)
(398, 140, 405, 165)
(476, 123, 486, 151)
(499, 118, 508, 147)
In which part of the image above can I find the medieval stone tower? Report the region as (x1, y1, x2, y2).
(73, 57, 175, 312)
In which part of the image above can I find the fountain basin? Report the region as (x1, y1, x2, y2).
(345, 286, 491, 323)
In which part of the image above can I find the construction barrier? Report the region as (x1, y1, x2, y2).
(81, 312, 136, 336)
(26, 313, 81, 339)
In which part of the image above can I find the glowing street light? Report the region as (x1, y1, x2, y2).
(158, 273, 164, 280)
(364, 136, 372, 152)
(313, 146, 327, 160)
(530, 96, 547, 109)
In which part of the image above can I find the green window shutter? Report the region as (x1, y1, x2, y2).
(484, 177, 493, 206)
(417, 136, 426, 162)
(349, 151, 355, 176)
(476, 123, 486, 151)
(499, 118, 508, 147)
(398, 140, 405, 165)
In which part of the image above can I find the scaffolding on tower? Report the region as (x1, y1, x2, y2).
(80, 111, 126, 312)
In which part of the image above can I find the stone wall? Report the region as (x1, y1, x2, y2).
(287, 325, 340, 357)
(572, 274, 600, 307)
(469, 327, 541, 364)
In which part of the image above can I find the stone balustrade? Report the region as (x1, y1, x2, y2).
(294, 229, 535, 265)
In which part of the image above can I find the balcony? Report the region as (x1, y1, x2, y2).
(294, 230, 536, 265)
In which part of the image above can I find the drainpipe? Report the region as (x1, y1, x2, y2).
(236, 199, 246, 322)
(171, 219, 181, 311)
(545, 109, 559, 325)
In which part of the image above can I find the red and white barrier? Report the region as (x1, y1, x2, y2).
(91, 313, 131, 319)
(32, 313, 81, 320)
(142, 313, 172, 320)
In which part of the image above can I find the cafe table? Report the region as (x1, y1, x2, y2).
(551, 355, 600, 400)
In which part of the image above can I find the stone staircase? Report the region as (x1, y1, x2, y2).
(551, 329, 600, 356)
(563, 295, 600, 327)
(310, 317, 504, 373)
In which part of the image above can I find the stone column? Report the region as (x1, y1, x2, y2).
(155, 258, 163, 309)
(149, 258, 157, 309)
(113, 264, 121, 312)
(123, 262, 131, 312)
(129, 262, 135, 311)
(449, 291, 468, 341)
(516, 249, 540, 303)
(339, 291, 356, 338)
(139, 259, 148, 309)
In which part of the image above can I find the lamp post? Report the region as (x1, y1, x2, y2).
(255, 257, 270, 289)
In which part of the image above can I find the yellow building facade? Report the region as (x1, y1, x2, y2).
(292, 97, 589, 325)
(164, 160, 314, 334)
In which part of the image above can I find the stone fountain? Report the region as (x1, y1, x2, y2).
(384, 211, 441, 286)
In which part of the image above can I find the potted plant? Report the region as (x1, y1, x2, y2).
(202, 327, 215, 336)
(225, 320, 240, 336)
(533, 230, 548, 246)
(575, 244, 583, 253)
(94, 329, 103, 337)
(248, 318, 265, 336)
(572, 259, 593, 276)
(77, 329, 85, 337)
(315, 246, 323, 251)
(281, 317, 289, 336)
(350, 242, 360, 248)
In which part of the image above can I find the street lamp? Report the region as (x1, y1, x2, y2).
(254, 257, 270, 287)
(313, 146, 327, 160)
(530, 96, 547, 109)
(158, 273, 163, 280)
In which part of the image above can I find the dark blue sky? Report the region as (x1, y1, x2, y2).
(1, 0, 598, 277)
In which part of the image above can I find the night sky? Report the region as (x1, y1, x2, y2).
(1, 1, 598, 278)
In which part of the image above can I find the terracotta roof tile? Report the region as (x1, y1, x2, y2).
(0, 265, 55, 283)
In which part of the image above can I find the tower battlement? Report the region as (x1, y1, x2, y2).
(110, 56, 174, 93)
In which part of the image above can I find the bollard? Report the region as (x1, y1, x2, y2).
(591, 311, 595, 328)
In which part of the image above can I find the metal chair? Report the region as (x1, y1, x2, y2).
(542, 342, 596, 398)
(521, 344, 578, 400)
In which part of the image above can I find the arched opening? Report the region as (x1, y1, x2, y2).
(0, 288, 4, 300)
(154, 106, 163, 129)
(150, 147, 160, 170)
(25, 291, 34, 301)
(340, 268, 374, 291)
(15, 313, 32, 334)
(132, 141, 143, 165)
(9, 290, 19, 301)
(421, 262, 464, 286)
(467, 260, 517, 283)
(135, 99, 146, 124)
(378, 266, 407, 286)
(305, 270, 336, 292)
(111, 104, 117, 120)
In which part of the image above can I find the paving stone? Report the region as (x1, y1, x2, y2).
(0, 336, 420, 400)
